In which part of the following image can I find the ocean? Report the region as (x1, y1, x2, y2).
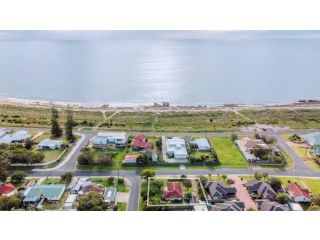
(0, 31, 320, 106)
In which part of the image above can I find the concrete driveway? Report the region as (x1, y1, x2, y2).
(230, 176, 257, 210)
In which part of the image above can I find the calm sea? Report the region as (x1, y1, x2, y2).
(1, 34, 320, 106)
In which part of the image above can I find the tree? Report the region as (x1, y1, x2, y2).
(270, 177, 282, 192)
(0, 195, 20, 211)
(221, 175, 227, 181)
(254, 172, 262, 181)
(276, 193, 290, 204)
(11, 171, 26, 184)
(65, 105, 75, 142)
(77, 191, 106, 211)
(226, 178, 235, 185)
(140, 169, 155, 179)
(108, 177, 115, 185)
(231, 134, 238, 141)
(155, 139, 162, 150)
(312, 196, 320, 206)
(136, 154, 151, 166)
(60, 172, 74, 183)
(24, 138, 33, 150)
(308, 205, 320, 211)
(78, 152, 94, 165)
(0, 155, 10, 183)
(51, 106, 62, 138)
(262, 172, 269, 180)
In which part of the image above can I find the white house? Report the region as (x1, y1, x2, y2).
(194, 138, 211, 151)
(0, 128, 8, 138)
(38, 138, 62, 150)
(166, 137, 188, 159)
(11, 130, 31, 142)
(92, 132, 126, 148)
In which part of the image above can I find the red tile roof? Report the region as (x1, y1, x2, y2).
(135, 134, 146, 141)
(288, 183, 311, 199)
(163, 182, 183, 199)
(132, 141, 153, 149)
(124, 155, 139, 161)
(0, 183, 15, 194)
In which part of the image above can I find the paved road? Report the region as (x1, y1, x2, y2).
(22, 128, 320, 210)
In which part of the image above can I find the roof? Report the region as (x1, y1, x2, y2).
(23, 184, 65, 203)
(301, 132, 320, 146)
(0, 183, 15, 194)
(195, 138, 211, 148)
(166, 137, 187, 157)
(235, 137, 268, 153)
(80, 182, 105, 193)
(132, 141, 152, 148)
(124, 155, 139, 161)
(104, 187, 117, 203)
(38, 138, 62, 147)
(288, 182, 311, 199)
(256, 200, 287, 211)
(97, 132, 126, 139)
(206, 181, 236, 199)
(134, 134, 146, 141)
(211, 201, 244, 211)
(288, 202, 303, 211)
(247, 181, 277, 200)
(163, 182, 183, 199)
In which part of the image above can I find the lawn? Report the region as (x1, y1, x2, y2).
(209, 137, 248, 168)
(116, 202, 127, 211)
(41, 177, 62, 185)
(41, 191, 69, 211)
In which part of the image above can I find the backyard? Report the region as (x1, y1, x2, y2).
(209, 137, 248, 168)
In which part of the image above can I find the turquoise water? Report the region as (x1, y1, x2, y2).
(0, 31, 320, 106)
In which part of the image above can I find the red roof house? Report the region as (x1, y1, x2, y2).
(131, 134, 153, 150)
(163, 182, 183, 201)
(0, 183, 16, 196)
(123, 155, 140, 164)
(288, 183, 311, 203)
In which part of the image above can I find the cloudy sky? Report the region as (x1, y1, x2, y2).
(1, 30, 320, 41)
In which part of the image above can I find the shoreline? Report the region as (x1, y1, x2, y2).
(1, 95, 320, 112)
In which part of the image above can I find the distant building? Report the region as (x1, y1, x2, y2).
(246, 180, 277, 201)
(301, 132, 320, 156)
(194, 138, 211, 151)
(287, 182, 311, 203)
(92, 132, 126, 149)
(166, 137, 188, 159)
(23, 184, 65, 205)
(38, 138, 62, 150)
(0, 183, 16, 197)
(163, 182, 183, 201)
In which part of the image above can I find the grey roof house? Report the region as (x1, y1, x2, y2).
(256, 200, 287, 211)
(205, 181, 237, 199)
(246, 180, 277, 201)
(211, 201, 245, 211)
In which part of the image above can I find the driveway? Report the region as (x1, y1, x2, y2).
(230, 176, 257, 210)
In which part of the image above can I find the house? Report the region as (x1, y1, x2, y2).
(131, 134, 153, 150)
(301, 132, 320, 156)
(235, 137, 269, 162)
(205, 181, 237, 200)
(256, 200, 287, 211)
(287, 182, 311, 203)
(211, 201, 245, 211)
(23, 184, 65, 205)
(38, 138, 62, 150)
(103, 187, 117, 205)
(78, 181, 105, 195)
(0, 128, 8, 138)
(246, 180, 277, 201)
(11, 130, 31, 143)
(166, 137, 188, 159)
(163, 182, 183, 201)
(0, 130, 31, 144)
(194, 138, 211, 151)
(123, 155, 139, 165)
(0, 183, 16, 197)
(63, 194, 77, 210)
(70, 178, 89, 194)
(92, 132, 126, 149)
